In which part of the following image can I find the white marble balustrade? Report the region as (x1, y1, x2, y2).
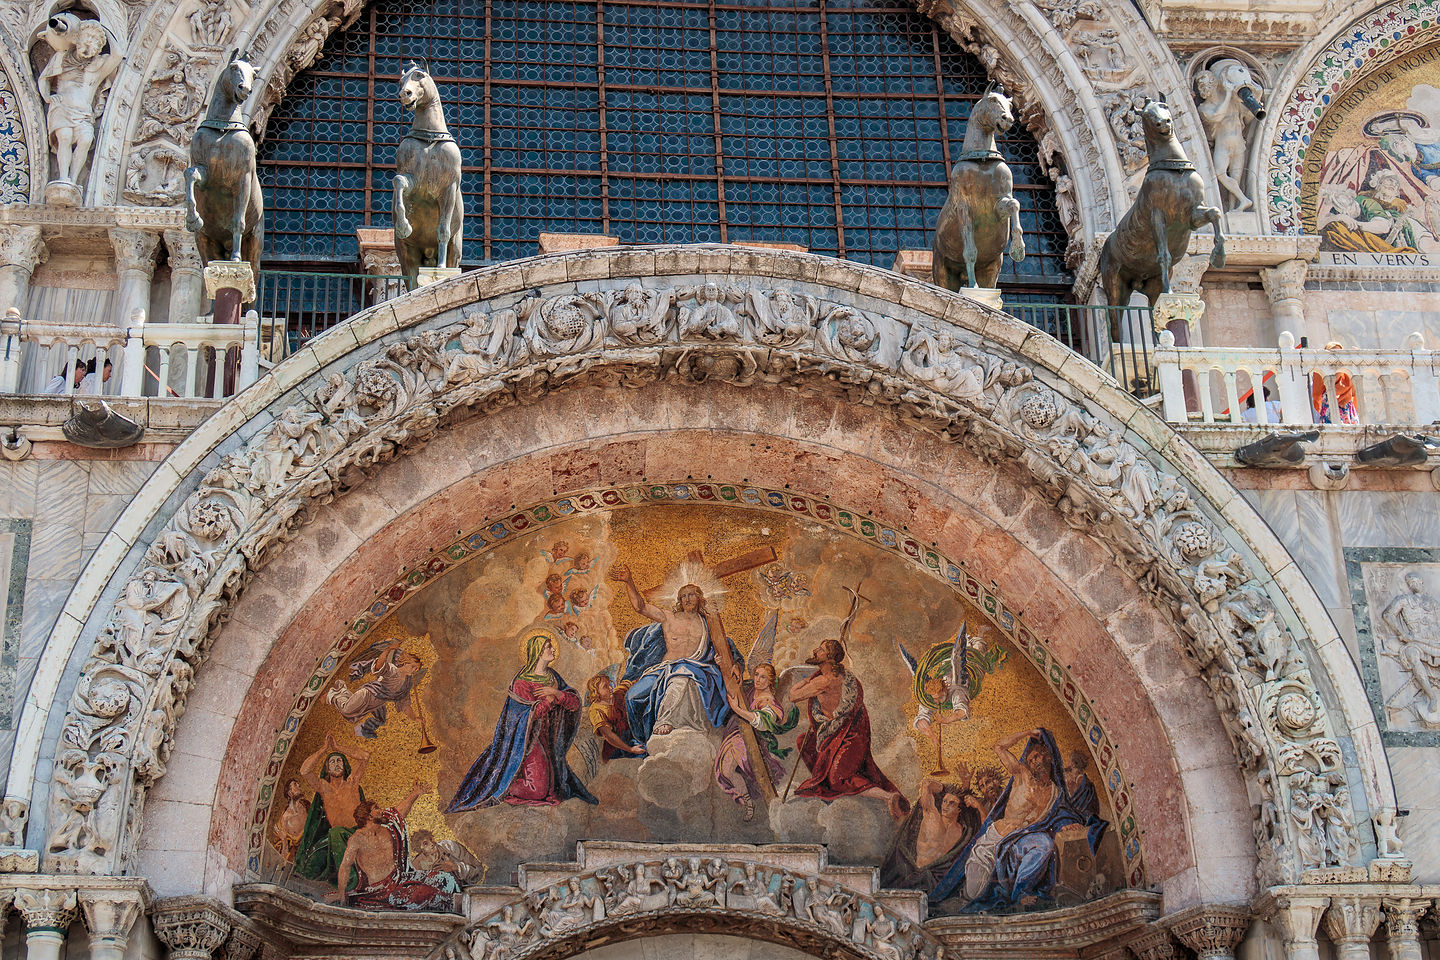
(1154, 331, 1440, 427)
(0, 308, 261, 400)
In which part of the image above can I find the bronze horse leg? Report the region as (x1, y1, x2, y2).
(184, 165, 205, 234)
(1002, 196, 1024, 262)
(1194, 204, 1226, 269)
(959, 201, 978, 288)
(230, 169, 252, 261)
(436, 179, 458, 268)
(1149, 207, 1171, 297)
(393, 173, 413, 241)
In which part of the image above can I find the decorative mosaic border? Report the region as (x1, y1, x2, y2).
(0, 520, 30, 731)
(0, 66, 29, 205)
(1269, 0, 1440, 233)
(1344, 545, 1440, 747)
(247, 481, 1149, 888)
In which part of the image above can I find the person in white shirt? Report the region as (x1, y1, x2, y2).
(77, 358, 112, 395)
(44, 364, 85, 394)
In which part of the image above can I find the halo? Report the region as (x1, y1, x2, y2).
(517, 623, 562, 658)
(654, 560, 727, 612)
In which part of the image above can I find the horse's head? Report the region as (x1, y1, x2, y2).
(1140, 98, 1174, 140)
(399, 62, 435, 111)
(974, 83, 1015, 134)
(219, 51, 256, 105)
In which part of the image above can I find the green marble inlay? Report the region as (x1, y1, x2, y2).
(0, 519, 32, 732)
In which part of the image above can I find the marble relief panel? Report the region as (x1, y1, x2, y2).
(1346, 548, 1440, 745)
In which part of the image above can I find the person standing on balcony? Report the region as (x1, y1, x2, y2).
(44, 362, 86, 394)
(78, 358, 112, 395)
(1311, 341, 1358, 424)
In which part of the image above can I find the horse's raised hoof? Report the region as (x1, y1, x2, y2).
(394, 217, 412, 241)
(1009, 239, 1026, 261)
(1209, 248, 1226, 269)
(186, 213, 204, 233)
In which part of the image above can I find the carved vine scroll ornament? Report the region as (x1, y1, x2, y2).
(448, 858, 944, 960)
(44, 272, 1358, 884)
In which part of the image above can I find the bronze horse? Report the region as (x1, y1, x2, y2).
(1098, 98, 1225, 326)
(393, 62, 464, 288)
(184, 51, 263, 295)
(932, 83, 1025, 291)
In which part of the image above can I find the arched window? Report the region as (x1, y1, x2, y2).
(259, 0, 1071, 293)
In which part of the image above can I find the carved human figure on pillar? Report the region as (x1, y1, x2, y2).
(35, 12, 122, 199)
(1194, 59, 1265, 213)
(1380, 571, 1440, 726)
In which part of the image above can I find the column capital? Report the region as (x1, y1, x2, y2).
(152, 896, 232, 960)
(15, 886, 78, 932)
(1257, 893, 1329, 945)
(1260, 259, 1309, 304)
(0, 225, 49, 271)
(1323, 896, 1384, 944)
(1382, 898, 1432, 941)
(1166, 905, 1252, 960)
(80, 886, 148, 960)
(217, 922, 265, 960)
(1128, 923, 1182, 960)
(110, 229, 161, 277)
(163, 230, 204, 274)
(1170, 252, 1211, 297)
(203, 261, 256, 304)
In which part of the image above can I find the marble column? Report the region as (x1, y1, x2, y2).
(152, 897, 232, 960)
(1168, 905, 1252, 960)
(111, 229, 160, 332)
(1382, 897, 1431, 960)
(1260, 259, 1309, 344)
(79, 888, 148, 960)
(15, 887, 77, 960)
(0, 225, 49, 316)
(1263, 894, 1329, 960)
(164, 229, 205, 324)
(1322, 896, 1383, 960)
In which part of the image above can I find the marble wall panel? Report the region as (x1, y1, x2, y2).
(1389, 745, 1440, 883)
(1344, 548, 1440, 745)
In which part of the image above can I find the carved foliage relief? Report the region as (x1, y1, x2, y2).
(0, 63, 30, 202)
(42, 259, 1361, 891)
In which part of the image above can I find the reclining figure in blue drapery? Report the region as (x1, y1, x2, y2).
(929, 727, 1107, 912)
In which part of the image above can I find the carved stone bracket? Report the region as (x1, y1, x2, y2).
(203, 261, 256, 304)
(153, 896, 234, 960)
(35, 249, 1368, 890)
(1166, 905, 1251, 960)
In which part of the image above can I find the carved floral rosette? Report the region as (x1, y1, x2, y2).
(444, 858, 944, 960)
(41, 254, 1362, 884)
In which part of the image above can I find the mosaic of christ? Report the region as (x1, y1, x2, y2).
(262, 503, 1125, 916)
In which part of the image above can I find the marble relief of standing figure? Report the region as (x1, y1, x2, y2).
(36, 13, 122, 193)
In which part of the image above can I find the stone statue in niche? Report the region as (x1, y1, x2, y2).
(931, 82, 1025, 292)
(1194, 59, 1265, 213)
(185, 50, 264, 289)
(1379, 570, 1440, 726)
(393, 61, 464, 288)
(1097, 98, 1225, 339)
(35, 12, 122, 203)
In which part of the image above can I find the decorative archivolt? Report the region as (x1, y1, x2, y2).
(26, 246, 1379, 887)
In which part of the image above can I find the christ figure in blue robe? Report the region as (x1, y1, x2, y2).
(929, 727, 1107, 913)
(609, 565, 742, 748)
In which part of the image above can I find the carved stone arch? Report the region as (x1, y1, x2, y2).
(8, 246, 1388, 892)
(1261, 0, 1440, 234)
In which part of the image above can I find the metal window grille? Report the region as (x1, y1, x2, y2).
(258, 0, 1073, 291)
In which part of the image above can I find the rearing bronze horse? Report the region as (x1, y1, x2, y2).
(1098, 98, 1225, 327)
(932, 83, 1025, 291)
(184, 50, 264, 294)
(393, 62, 464, 288)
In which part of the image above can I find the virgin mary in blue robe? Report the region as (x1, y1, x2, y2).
(930, 728, 1107, 913)
(446, 632, 597, 812)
